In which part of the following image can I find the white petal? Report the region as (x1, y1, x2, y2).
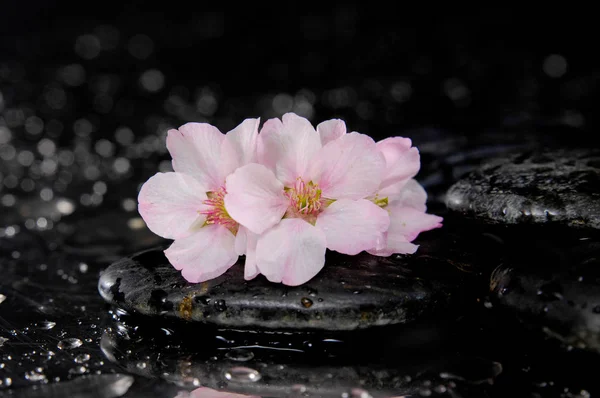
(165, 225, 238, 283)
(257, 117, 283, 171)
(255, 219, 326, 286)
(138, 172, 208, 240)
(167, 123, 225, 191)
(308, 132, 385, 200)
(380, 178, 428, 211)
(316, 119, 346, 145)
(243, 231, 259, 281)
(376, 137, 420, 190)
(220, 118, 260, 176)
(224, 164, 288, 234)
(316, 199, 390, 255)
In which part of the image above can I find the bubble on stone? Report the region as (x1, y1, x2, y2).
(38, 321, 56, 330)
(57, 338, 83, 350)
(128, 34, 154, 59)
(140, 69, 165, 93)
(75, 34, 101, 60)
(223, 366, 261, 383)
(69, 365, 88, 374)
(24, 368, 47, 382)
(74, 353, 91, 363)
(136, 361, 147, 370)
(225, 348, 255, 362)
(543, 54, 568, 78)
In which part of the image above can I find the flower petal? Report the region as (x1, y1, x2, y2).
(243, 230, 259, 280)
(387, 205, 443, 243)
(255, 219, 326, 286)
(367, 233, 419, 257)
(165, 224, 238, 283)
(190, 387, 260, 398)
(376, 137, 420, 190)
(224, 164, 288, 234)
(138, 172, 208, 240)
(258, 113, 321, 186)
(308, 132, 385, 200)
(316, 118, 346, 146)
(220, 118, 260, 176)
(316, 199, 390, 255)
(380, 178, 427, 211)
(167, 123, 225, 191)
(257, 117, 283, 171)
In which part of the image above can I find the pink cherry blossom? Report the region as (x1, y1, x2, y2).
(225, 113, 390, 286)
(138, 118, 260, 283)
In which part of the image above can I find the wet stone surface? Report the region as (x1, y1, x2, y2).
(98, 246, 463, 331)
(446, 148, 600, 229)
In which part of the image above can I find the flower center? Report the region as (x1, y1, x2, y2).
(199, 186, 238, 234)
(284, 178, 325, 224)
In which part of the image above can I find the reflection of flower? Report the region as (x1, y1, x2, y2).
(138, 119, 259, 282)
(177, 386, 259, 398)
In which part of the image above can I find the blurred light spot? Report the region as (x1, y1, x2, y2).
(74, 34, 101, 60)
(25, 219, 36, 229)
(17, 150, 35, 166)
(273, 93, 294, 114)
(80, 193, 92, 206)
(58, 150, 75, 166)
(94, 25, 120, 50)
(93, 181, 107, 195)
(40, 159, 58, 175)
(196, 88, 218, 116)
(296, 89, 316, 104)
(74, 118, 94, 137)
(122, 198, 137, 212)
(21, 178, 35, 192)
(323, 87, 356, 108)
(443, 78, 470, 104)
(56, 198, 75, 215)
(292, 99, 314, 119)
(95, 139, 115, 157)
(4, 108, 25, 127)
(140, 69, 165, 93)
(115, 127, 134, 145)
(40, 188, 54, 201)
(25, 116, 44, 135)
(59, 64, 86, 87)
(0, 145, 16, 161)
(37, 138, 56, 157)
(3, 175, 17, 188)
(390, 81, 412, 103)
(127, 217, 146, 230)
(0, 91, 4, 112)
(1, 194, 16, 207)
(543, 54, 567, 78)
(0, 126, 11, 144)
(37, 217, 48, 229)
(84, 165, 101, 180)
(356, 101, 374, 120)
(113, 157, 130, 174)
(562, 110, 585, 127)
(128, 34, 154, 60)
(45, 87, 67, 110)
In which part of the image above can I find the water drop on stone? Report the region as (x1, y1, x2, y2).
(0, 294, 6, 304)
(74, 353, 90, 363)
(214, 299, 227, 312)
(301, 297, 313, 308)
(24, 368, 46, 382)
(39, 321, 56, 330)
(223, 366, 261, 383)
(225, 348, 254, 362)
(57, 338, 83, 350)
(69, 365, 87, 374)
(136, 361, 147, 370)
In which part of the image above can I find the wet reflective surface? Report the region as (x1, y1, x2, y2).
(2, 7, 600, 398)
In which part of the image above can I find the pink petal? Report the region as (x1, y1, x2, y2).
(367, 232, 419, 257)
(316, 199, 390, 255)
(380, 178, 427, 211)
(316, 118, 346, 146)
(255, 218, 326, 286)
(308, 132, 385, 200)
(376, 137, 421, 190)
(243, 230, 259, 280)
(258, 113, 321, 186)
(224, 164, 288, 235)
(220, 118, 260, 177)
(257, 117, 283, 170)
(167, 123, 225, 191)
(165, 224, 238, 283)
(387, 205, 443, 242)
(138, 172, 208, 240)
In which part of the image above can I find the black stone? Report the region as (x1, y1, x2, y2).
(446, 148, 600, 229)
(489, 235, 600, 353)
(98, 246, 463, 331)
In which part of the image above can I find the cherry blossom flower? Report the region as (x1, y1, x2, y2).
(138, 118, 259, 283)
(225, 113, 390, 286)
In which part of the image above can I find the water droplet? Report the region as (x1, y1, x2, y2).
(214, 299, 227, 312)
(69, 365, 87, 374)
(0, 294, 6, 304)
(223, 366, 261, 383)
(74, 353, 90, 363)
(24, 368, 47, 382)
(136, 361, 147, 370)
(38, 321, 56, 330)
(225, 348, 254, 362)
(301, 297, 313, 308)
(57, 338, 83, 350)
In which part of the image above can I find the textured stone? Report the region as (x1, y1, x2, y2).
(490, 233, 600, 353)
(98, 246, 462, 331)
(446, 148, 600, 228)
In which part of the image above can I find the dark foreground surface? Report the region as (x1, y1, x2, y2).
(2, 7, 600, 398)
